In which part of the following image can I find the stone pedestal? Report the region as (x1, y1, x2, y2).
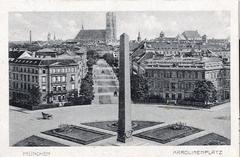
(117, 33, 133, 143)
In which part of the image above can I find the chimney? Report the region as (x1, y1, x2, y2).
(29, 30, 32, 44)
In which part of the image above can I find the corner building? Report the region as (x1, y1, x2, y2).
(9, 58, 80, 104)
(144, 57, 230, 102)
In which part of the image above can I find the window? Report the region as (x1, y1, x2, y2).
(24, 75, 26, 81)
(71, 84, 75, 89)
(52, 76, 56, 83)
(53, 86, 56, 91)
(42, 69, 46, 74)
(61, 76, 66, 82)
(42, 76, 46, 83)
(183, 71, 185, 78)
(57, 76, 61, 82)
(61, 68, 64, 73)
(32, 76, 34, 82)
(42, 85, 46, 92)
(171, 83, 176, 91)
(195, 72, 198, 78)
(165, 82, 169, 89)
(71, 67, 74, 73)
(178, 93, 182, 99)
(62, 85, 66, 91)
(28, 75, 30, 81)
(58, 86, 61, 91)
(166, 93, 169, 98)
(202, 72, 205, 79)
(71, 75, 75, 81)
(52, 69, 56, 73)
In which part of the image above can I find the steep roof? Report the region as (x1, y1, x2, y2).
(9, 58, 42, 65)
(182, 31, 201, 40)
(9, 50, 26, 59)
(9, 57, 77, 66)
(39, 58, 77, 66)
(37, 48, 57, 53)
(75, 29, 106, 41)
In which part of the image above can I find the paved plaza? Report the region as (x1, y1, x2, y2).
(9, 102, 230, 146)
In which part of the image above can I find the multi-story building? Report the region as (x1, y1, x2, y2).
(9, 57, 81, 105)
(143, 56, 230, 102)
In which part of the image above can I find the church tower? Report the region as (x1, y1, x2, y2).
(106, 12, 117, 42)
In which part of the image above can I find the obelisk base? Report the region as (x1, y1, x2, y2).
(117, 130, 133, 143)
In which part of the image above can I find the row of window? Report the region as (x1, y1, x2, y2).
(11, 73, 38, 83)
(51, 75, 75, 83)
(40, 75, 76, 83)
(206, 70, 230, 79)
(42, 83, 75, 92)
(49, 67, 77, 74)
(146, 71, 204, 79)
(11, 81, 36, 90)
(51, 84, 75, 91)
(165, 93, 182, 99)
(12, 66, 38, 74)
(52, 85, 66, 91)
(150, 81, 196, 91)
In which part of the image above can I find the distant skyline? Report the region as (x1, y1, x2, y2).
(9, 11, 230, 41)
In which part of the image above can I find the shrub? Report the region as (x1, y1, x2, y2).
(148, 94, 166, 103)
(170, 122, 187, 130)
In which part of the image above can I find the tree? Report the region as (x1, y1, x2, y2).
(103, 53, 118, 67)
(131, 74, 149, 102)
(66, 71, 94, 105)
(193, 80, 217, 104)
(66, 89, 78, 102)
(28, 85, 41, 106)
(87, 50, 99, 60)
(87, 58, 96, 69)
(79, 76, 94, 104)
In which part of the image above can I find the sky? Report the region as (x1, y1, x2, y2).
(9, 11, 230, 41)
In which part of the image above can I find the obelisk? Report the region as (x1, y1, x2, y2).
(117, 33, 133, 143)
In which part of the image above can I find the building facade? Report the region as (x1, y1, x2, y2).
(144, 57, 230, 102)
(9, 57, 81, 105)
